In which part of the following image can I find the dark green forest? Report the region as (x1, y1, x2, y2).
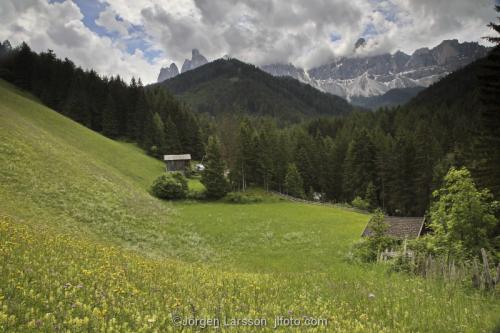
(1, 39, 499, 217)
(206, 52, 499, 216)
(159, 58, 354, 122)
(0, 41, 204, 160)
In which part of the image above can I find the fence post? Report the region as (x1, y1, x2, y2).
(480, 248, 493, 290)
(472, 258, 481, 289)
(495, 263, 500, 287)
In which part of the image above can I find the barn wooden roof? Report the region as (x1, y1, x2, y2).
(362, 216, 425, 239)
(164, 154, 191, 161)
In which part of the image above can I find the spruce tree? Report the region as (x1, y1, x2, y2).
(255, 122, 277, 191)
(149, 112, 166, 157)
(201, 136, 229, 199)
(235, 120, 256, 190)
(164, 116, 182, 154)
(414, 122, 440, 214)
(285, 163, 305, 198)
(102, 93, 119, 138)
(477, 5, 500, 198)
(365, 181, 378, 210)
(12, 42, 34, 90)
(343, 129, 376, 200)
(293, 130, 315, 193)
(388, 131, 416, 216)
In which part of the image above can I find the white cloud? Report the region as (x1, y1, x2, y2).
(357, 0, 496, 56)
(107, 0, 496, 70)
(0, 0, 497, 83)
(0, 0, 160, 83)
(95, 6, 130, 36)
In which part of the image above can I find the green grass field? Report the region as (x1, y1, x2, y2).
(0, 80, 499, 332)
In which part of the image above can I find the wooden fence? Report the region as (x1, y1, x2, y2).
(268, 191, 368, 214)
(379, 240, 500, 291)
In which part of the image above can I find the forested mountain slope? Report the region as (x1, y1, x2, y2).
(158, 58, 354, 122)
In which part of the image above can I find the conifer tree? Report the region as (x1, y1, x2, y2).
(148, 112, 166, 157)
(343, 129, 376, 200)
(273, 132, 292, 192)
(293, 131, 315, 193)
(12, 42, 34, 90)
(201, 136, 229, 199)
(235, 120, 256, 190)
(388, 131, 416, 215)
(102, 93, 119, 138)
(164, 116, 182, 154)
(255, 127, 275, 191)
(285, 163, 305, 198)
(477, 5, 500, 198)
(365, 181, 378, 210)
(414, 122, 441, 214)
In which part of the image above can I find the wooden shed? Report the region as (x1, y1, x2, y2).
(362, 216, 426, 239)
(164, 154, 191, 173)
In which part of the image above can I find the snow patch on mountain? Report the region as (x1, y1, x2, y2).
(261, 40, 488, 100)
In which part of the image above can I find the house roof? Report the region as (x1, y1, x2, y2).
(362, 216, 425, 239)
(164, 154, 191, 161)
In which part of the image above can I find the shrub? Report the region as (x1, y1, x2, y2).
(226, 192, 263, 204)
(429, 167, 499, 259)
(151, 172, 188, 200)
(351, 209, 397, 262)
(186, 188, 206, 200)
(351, 236, 397, 263)
(351, 196, 370, 211)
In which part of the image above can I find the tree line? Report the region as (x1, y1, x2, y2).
(207, 51, 498, 216)
(0, 41, 204, 160)
(1, 38, 498, 218)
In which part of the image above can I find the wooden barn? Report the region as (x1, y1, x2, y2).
(362, 216, 426, 239)
(164, 154, 191, 173)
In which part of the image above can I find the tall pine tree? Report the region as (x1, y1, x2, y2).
(201, 136, 229, 199)
(477, 5, 500, 198)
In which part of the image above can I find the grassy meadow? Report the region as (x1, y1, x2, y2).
(0, 79, 499, 331)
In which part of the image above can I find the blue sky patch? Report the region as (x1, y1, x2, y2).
(362, 23, 378, 38)
(64, 0, 160, 62)
(330, 32, 342, 42)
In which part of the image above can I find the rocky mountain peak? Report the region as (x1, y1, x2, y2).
(181, 49, 208, 73)
(157, 63, 179, 83)
(354, 38, 366, 51)
(262, 39, 488, 100)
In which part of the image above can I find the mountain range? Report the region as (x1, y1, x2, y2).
(157, 49, 207, 82)
(157, 58, 353, 122)
(156, 40, 488, 110)
(261, 39, 488, 102)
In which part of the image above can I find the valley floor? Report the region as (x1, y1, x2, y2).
(1, 80, 499, 332)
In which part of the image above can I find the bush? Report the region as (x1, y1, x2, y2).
(351, 196, 370, 211)
(351, 209, 397, 262)
(151, 172, 188, 200)
(351, 237, 397, 262)
(429, 167, 499, 259)
(186, 188, 206, 200)
(225, 192, 263, 204)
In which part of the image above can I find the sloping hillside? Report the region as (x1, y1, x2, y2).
(0, 79, 195, 257)
(158, 58, 354, 122)
(351, 87, 425, 109)
(408, 57, 485, 109)
(0, 80, 498, 332)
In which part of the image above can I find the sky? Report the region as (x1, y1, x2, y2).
(0, 0, 498, 84)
